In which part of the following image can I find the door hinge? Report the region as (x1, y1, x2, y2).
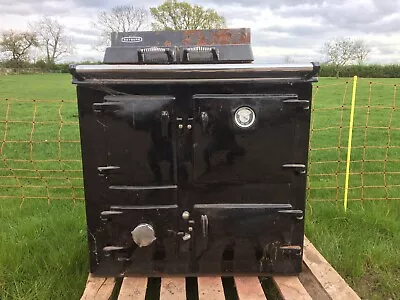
(282, 99, 310, 111)
(282, 164, 306, 174)
(97, 166, 121, 176)
(100, 210, 123, 221)
(278, 209, 304, 220)
(93, 102, 121, 113)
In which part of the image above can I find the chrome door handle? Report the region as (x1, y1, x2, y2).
(201, 214, 208, 238)
(200, 112, 209, 133)
(161, 111, 170, 137)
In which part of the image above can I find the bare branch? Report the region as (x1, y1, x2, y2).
(284, 55, 296, 64)
(353, 40, 371, 65)
(93, 5, 149, 48)
(30, 17, 74, 65)
(0, 30, 38, 65)
(322, 37, 370, 77)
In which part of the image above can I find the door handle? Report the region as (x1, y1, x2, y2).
(138, 47, 176, 63)
(201, 214, 209, 238)
(183, 47, 219, 62)
(161, 111, 169, 137)
(200, 112, 209, 134)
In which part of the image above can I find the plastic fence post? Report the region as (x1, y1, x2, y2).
(344, 76, 358, 212)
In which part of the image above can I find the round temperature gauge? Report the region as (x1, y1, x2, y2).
(234, 106, 256, 128)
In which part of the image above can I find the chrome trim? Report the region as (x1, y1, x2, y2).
(109, 185, 177, 190)
(74, 77, 318, 85)
(110, 205, 178, 210)
(75, 63, 314, 73)
(193, 203, 293, 209)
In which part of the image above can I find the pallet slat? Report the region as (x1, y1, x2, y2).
(234, 276, 266, 300)
(160, 277, 186, 300)
(198, 277, 225, 300)
(118, 277, 147, 300)
(80, 275, 115, 300)
(303, 236, 361, 300)
(273, 276, 312, 300)
(298, 263, 331, 300)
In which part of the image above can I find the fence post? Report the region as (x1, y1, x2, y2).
(344, 76, 358, 212)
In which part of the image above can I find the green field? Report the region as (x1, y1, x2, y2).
(0, 74, 399, 299)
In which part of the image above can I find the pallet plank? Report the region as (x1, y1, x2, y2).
(273, 276, 312, 300)
(234, 277, 266, 300)
(198, 277, 225, 300)
(303, 237, 361, 300)
(118, 277, 147, 300)
(298, 263, 331, 300)
(160, 277, 186, 300)
(80, 274, 115, 300)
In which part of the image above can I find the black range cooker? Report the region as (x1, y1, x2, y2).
(70, 28, 320, 277)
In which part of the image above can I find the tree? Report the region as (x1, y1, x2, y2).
(31, 17, 74, 66)
(94, 5, 149, 47)
(353, 39, 370, 65)
(323, 38, 354, 78)
(322, 37, 370, 78)
(0, 30, 38, 66)
(284, 55, 296, 64)
(150, 0, 226, 30)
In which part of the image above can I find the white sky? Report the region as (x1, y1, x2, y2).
(0, 0, 399, 64)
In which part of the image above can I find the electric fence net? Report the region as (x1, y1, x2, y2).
(0, 78, 399, 207)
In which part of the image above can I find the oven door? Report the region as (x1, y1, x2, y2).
(95, 204, 181, 275)
(192, 204, 303, 274)
(191, 94, 305, 204)
(93, 95, 177, 206)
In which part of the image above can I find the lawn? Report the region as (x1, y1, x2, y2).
(0, 73, 399, 299)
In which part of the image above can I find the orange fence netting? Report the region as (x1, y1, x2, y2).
(0, 78, 399, 207)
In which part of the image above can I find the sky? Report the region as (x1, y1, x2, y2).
(0, 0, 399, 64)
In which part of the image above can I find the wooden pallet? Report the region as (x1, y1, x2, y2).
(81, 237, 360, 300)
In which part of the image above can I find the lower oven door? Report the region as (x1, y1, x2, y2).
(95, 205, 182, 276)
(192, 204, 303, 274)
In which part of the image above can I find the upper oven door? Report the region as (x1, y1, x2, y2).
(191, 94, 307, 202)
(93, 95, 177, 192)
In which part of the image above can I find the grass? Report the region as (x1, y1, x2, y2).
(0, 199, 87, 299)
(0, 73, 399, 299)
(0, 74, 76, 100)
(306, 201, 400, 299)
